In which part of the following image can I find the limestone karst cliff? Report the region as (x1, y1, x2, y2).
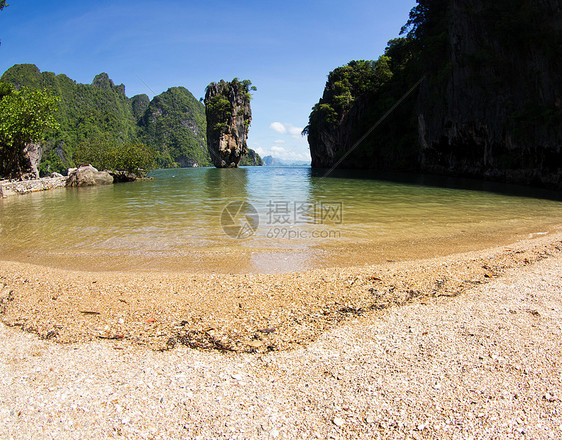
(417, 0, 562, 187)
(307, 0, 562, 188)
(204, 79, 254, 168)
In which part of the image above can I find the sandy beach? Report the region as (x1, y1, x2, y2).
(1, 232, 561, 438)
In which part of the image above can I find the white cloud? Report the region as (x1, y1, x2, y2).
(269, 122, 304, 139)
(271, 145, 287, 155)
(269, 122, 287, 134)
(287, 125, 302, 137)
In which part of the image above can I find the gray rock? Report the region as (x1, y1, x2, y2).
(204, 79, 252, 168)
(0, 176, 67, 197)
(66, 165, 113, 187)
(110, 170, 138, 183)
(23, 143, 43, 179)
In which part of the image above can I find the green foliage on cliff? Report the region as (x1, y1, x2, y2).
(0, 82, 60, 178)
(138, 86, 209, 167)
(307, 0, 562, 186)
(304, 58, 393, 136)
(204, 78, 255, 135)
(1, 65, 141, 174)
(305, 42, 421, 169)
(304, 0, 455, 168)
(205, 95, 232, 134)
(0, 64, 220, 174)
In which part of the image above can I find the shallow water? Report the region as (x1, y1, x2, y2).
(1, 167, 561, 273)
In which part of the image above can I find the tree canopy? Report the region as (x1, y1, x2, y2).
(303, 58, 393, 135)
(75, 139, 157, 175)
(0, 83, 60, 179)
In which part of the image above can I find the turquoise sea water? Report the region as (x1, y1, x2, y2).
(0, 167, 561, 273)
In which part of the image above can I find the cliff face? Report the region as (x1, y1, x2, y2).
(308, 96, 371, 169)
(306, 53, 421, 173)
(204, 79, 253, 168)
(308, 0, 562, 188)
(417, 0, 562, 187)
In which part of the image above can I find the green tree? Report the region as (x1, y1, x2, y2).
(0, 83, 59, 179)
(303, 58, 393, 136)
(75, 139, 156, 175)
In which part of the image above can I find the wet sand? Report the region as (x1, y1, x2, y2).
(1, 230, 561, 353)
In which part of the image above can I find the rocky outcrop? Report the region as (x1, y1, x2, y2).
(204, 79, 253, 168)
(109, 170, 139, 183)
(416, 0, 562, 188)
(308, 1, 562, 188)
(0, 175, 66, 197)
(239, 148, 263, 166)
(66, 165, 113, 187)
(308, 94, 376, 169)
(23, 143, 43, 179)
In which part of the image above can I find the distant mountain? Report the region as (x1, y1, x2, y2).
(0, 64, 262, 173)
(240, 148, 264, 166)
(262, 155, 309, 167)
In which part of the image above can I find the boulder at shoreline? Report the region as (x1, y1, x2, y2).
(66, 165, 113, 187)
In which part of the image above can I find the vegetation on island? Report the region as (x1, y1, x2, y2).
(303, 57, 393, 133)
(205, 78, 256, 135)
(138, 86, 209, 168)
(204, 78, 256, 168)
(239, 148, 264, 166)
(305, 36, 422, 168)
(0, 65, 262, 179)
(0, 82, 59, 179)
(75, 141, 157, 175)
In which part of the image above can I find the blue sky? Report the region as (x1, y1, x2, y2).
(0, 0, 417, 162)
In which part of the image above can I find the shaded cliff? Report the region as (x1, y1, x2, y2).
(416, 0, 562, 187)
(305, 50, 419, 171)
(307, 0, 562, 188)
(204, 79, 254, 168)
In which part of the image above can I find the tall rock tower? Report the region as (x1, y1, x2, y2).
(204, 78, 254, 168)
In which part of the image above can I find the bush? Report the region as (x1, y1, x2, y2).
(76, 140, 157, 175)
